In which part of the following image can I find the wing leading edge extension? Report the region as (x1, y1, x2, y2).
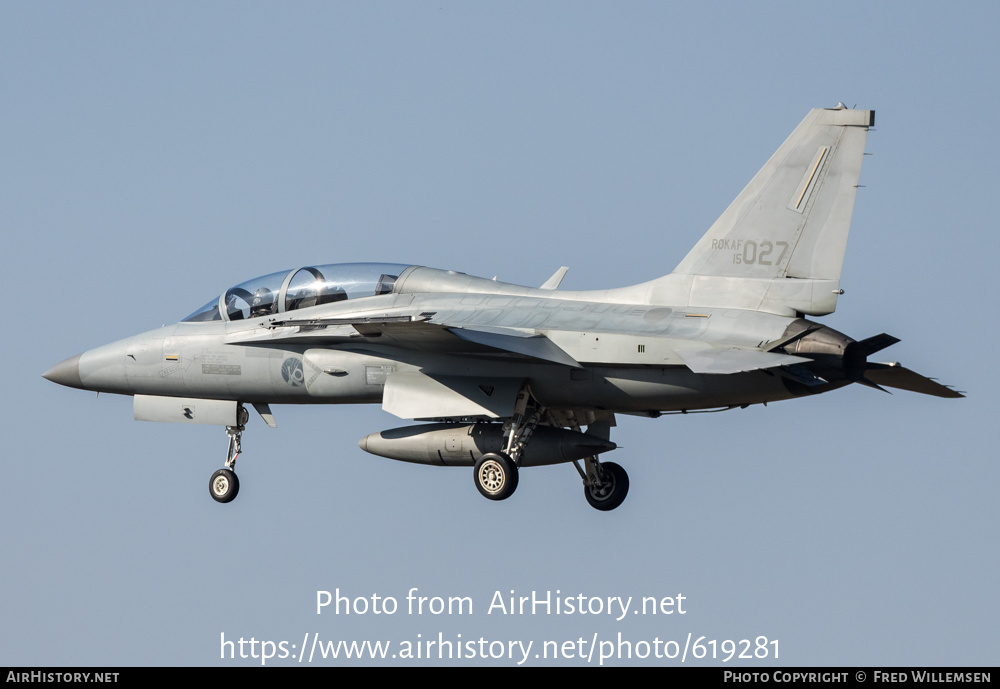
(228, 317, 581, 367)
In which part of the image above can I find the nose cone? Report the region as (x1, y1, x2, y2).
(43, 354, 84, 389)
(44, 338, 131, 394)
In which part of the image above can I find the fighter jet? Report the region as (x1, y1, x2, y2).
(43, 104, 962, 510)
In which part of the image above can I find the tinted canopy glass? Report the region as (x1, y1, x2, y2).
(181, 263, 410, 322)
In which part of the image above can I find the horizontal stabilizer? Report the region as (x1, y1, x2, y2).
(855, 333, 901, 357)
(865, 363, 965, 398)
(678, 347, 811, 375)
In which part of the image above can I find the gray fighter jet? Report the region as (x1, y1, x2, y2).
(43, 104, 962, 510)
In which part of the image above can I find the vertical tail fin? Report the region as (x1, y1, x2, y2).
(653, 105, 873, 316)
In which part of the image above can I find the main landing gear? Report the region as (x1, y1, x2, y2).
(471, 446, 630, 511)
(209, 406, 248, 504)
(473, 453, 518, 501)
(578, 458, 629, 512)
(470, 391, 629, 511)
(471, 396, 543, 502)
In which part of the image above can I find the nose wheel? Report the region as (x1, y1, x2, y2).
(209, 406, 247, 504)
(210, 468, 240, 503)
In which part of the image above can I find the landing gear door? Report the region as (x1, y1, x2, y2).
(134, 394, 240, 426)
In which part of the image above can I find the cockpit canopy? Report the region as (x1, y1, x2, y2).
(182, 263, 411, 323)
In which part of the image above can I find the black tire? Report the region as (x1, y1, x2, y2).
(209, 468, 240, 504)
(584, 461, 628, 511)
(473, 453, 518, 501)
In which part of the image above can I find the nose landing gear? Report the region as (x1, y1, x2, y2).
(209, 406, 248, 504)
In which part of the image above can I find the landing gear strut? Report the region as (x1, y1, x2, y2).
(467, 388, 628, 510)
(209, 405, 248, 504)
(471, 392, 544, 502)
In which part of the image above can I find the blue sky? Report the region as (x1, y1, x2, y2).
(2, 2, 996, 666)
